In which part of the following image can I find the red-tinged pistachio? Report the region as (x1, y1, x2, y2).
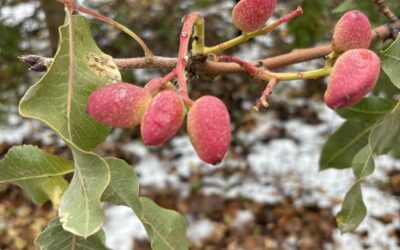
(324, 49, 380, 109)
(87, 82, 152, 128)
(332, 10, 372, 53)
(187, 96, 231, 165)
(232, 0, 277, 32)
(141, 90, 185, 146)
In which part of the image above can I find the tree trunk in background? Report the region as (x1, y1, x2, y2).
(41, 0, 64, 54)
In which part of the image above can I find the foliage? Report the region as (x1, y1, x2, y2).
(381, 35, 400, 88)
(1, 15, 187, 249)
(288, 0, 332, 48)
(0, 0, 400, 249)
(0, 145, 73, 205)
(320, 79, 400, 233)
(35, 218, 109, 250)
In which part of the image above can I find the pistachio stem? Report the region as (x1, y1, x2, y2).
(255, 77, 279, 111)
(176, 12, 203, 100)
(218, 55, 332, 81)
(203, 6, 303, 54)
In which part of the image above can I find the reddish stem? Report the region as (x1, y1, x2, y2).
(145, 70, 177, 94)
(218, 56, 258, 74)
(218, 55, 266, 80)
(60, 0, 118, 28)
(63, 0, 74, 10)
(176, 12, 203, 99)
(57, 0, 153, 56)
(218, 56, 280, 110)
(279, 6, 303, 23)
(255, 78, 278, 111)
(181, 96, 195, 107)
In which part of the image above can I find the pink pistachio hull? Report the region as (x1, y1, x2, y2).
(324, 49, 380, 109)
(187, 96, 231, 165)
(232, 0, 277, 32)
(332, 10, 372, 52)
(87, 82, 152, 128)
(141, 90, 185, 146)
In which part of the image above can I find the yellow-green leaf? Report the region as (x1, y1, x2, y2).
(59, 148, 110, 238)
(0, 145, 73, 205)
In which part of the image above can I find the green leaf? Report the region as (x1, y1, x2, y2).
(35, 218, 109, 250)
(102, 158, 188, 250)
(381, 35, 400, 88)
(59, 148, 110, 238)
(352, 146, 375, 180)
(332, 0, 354, 14)
(320, 120, 374, 170)
(139, 197, 188, 250)
(102, 158, 140, 210)
(336, 182, 366, 234)
(0, 145, 73, 205)
(287, 0, 329, 47)
(18, 15, 116, 238)
(390, 133, 400, 159)
(369, 107, 400, 154)
(372, 69, 400, 97)
(336, 97, 397, 122)
(19, 15, 121, 151)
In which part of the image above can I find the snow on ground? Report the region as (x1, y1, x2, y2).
(3, 92, 395, 249)
(0, 116, 66, 147)
(104, 206, 147, 250)
(103, 100, 400, 249)
(1, 84, 397, 250)
(1, 2, 37, 25)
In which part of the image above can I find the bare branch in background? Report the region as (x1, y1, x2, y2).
(373, 0, 399, 23)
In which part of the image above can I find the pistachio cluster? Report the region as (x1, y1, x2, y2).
(87, 83, 231, 165)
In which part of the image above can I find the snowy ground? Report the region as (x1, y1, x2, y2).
(99, 101, 400, 250)
(1, 91, 398, 250)
(2, 82, 398, 250)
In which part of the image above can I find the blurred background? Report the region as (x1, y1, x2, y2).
(0, 0, 400, 249)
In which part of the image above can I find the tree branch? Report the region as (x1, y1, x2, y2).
(373, 0, 399, 23)
(20, 21, 400, 77)
(41, 0, 65, 54)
